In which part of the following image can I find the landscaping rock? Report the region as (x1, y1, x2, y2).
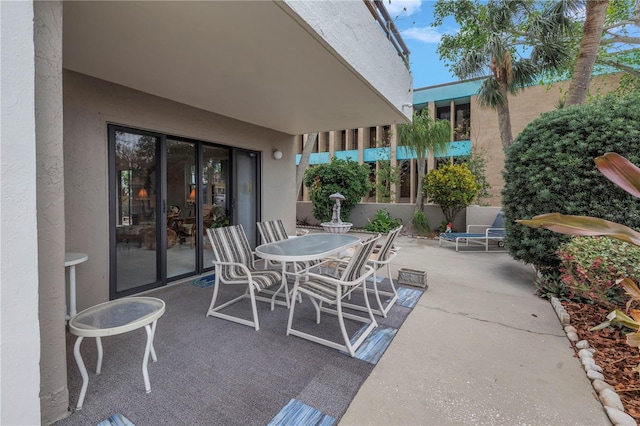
(575, 340, 589, 349)
(605, 406, 637, 426)
(600, 388, 625, 411)
(592, 379, 614, 393)
(587, 370, 605, 381)
(566, 331, 579, 342)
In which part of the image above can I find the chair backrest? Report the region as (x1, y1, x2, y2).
(340, 234, 380, 282)
(492, 211, 505, 228)
(206, 225, 254, 279)
(376, 225, 402, 262)
(257, 219, 288, 244)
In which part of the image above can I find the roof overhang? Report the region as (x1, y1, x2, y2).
(63, 1, 412, 135)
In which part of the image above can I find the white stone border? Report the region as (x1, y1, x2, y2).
(551, 297, 637, 426)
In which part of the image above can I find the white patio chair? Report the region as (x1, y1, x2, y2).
(206, 225, 284, 331)
(339, 225, 402, 318)
(286, 234, 380, 357)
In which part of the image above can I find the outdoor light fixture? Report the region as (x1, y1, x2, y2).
(273, 149, 283, 160)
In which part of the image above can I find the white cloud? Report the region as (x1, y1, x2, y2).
(385, 0, 422, 18)
(401, 26, 443, 43)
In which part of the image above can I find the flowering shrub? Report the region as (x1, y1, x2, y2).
(423, 163, 478, 224)
(557, 236, 640, 309)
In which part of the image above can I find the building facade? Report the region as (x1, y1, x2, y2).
(297, 73, 623, 207)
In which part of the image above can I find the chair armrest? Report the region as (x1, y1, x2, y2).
(485, 227, 506, 236)
(212, 259, 253, 277)
(467, 224, 490, 232)
(299, 265, 375, 287)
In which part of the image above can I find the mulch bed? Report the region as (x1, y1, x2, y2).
(562, 300, 640, 421)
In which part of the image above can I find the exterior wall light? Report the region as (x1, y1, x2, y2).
(273, 149, 283, 160)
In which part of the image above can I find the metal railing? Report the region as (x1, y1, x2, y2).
(363, 0, 410, 65)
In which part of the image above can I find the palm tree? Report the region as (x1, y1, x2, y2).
(435, 0, 574, 149)
(566, 0, 610, 106)
(397, 109, 450, 211)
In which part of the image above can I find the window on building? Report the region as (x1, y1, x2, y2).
(436, 106, 451, 122)
(454, 103, 471, 141)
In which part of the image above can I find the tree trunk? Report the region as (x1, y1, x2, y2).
(566, 0, 609, 106)
(496, 79, 513, 149)
(415, 157, 426, 211)
(295, 133, 318, 199)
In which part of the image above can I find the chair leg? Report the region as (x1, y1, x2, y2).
(286, 278, 301, 336)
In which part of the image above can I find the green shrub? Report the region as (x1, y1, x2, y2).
(411, 210, 431, 235)
(303, 158, 372, 223)
(364, 209, 402, 233)
(424, 163, 478, 223)
(534, 270, 571, 301)
(557, 236, 640, 309)
(503, 93, 640, 271)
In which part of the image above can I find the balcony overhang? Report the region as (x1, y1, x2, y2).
(63, 1, 412, 135)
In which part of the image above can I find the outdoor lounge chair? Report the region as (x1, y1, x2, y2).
(286, 234, 380, 357)
(206, 225, 284, 331)
(439, 211, 506, 252)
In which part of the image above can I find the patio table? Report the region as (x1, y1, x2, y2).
(68, 296, 165, 410)
(255, 233, 360, 308)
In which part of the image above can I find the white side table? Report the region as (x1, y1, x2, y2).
(65, 252, 88, 320)
(68, 297, 166, 410)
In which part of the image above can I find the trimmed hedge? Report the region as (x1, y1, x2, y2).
(502, 93, 640, 271)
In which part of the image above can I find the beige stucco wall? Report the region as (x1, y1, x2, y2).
(1, 2, 43, 424)
(64, 71, 296, 312)
(472, 73, 623, 205)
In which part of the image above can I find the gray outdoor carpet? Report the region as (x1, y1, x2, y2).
(55, 278, 423, 426)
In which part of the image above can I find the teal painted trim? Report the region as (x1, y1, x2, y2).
(434, 140, 471, 158)
(363, 147, 389, 162)
(413, 79, 484, 105)
(296, 141, 471, 165)
(334, 150, 359, 161)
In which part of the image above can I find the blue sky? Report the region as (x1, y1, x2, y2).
(386, 0, 460, 88)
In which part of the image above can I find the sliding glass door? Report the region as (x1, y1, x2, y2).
(109, 125, 260, 299)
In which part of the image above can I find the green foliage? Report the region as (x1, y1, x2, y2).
(503, 93, 640, 271)
(424, 163, 479, 223)
(364, 210, 402, 233)
(397, 110, 451, 209)
(411, 210, 431, 235)
(534, 270, 571, 301)
(302, 158, 372, 223)
(558, 237, 640, 308)
(373, 160, 401, 203)
(462, 144, 492, 205)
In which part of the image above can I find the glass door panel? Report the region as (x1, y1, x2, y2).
(113, 129, 159, 294)
(166, 139, 197, 279)
(235, 150, 259, 247)
(201, 146, 230, 269)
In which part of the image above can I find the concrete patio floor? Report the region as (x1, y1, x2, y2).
(340, 235, 610, 425)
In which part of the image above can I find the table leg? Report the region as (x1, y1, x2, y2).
(95, 337, 103, 375)
(69, 265, 77, 318)
(270, 262, 290, 310)
(73, 336, 88, 410)
(142, 320, 158, 393)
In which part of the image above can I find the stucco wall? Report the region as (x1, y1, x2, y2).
(64, 71, 296, 311)
(1, 1, 43, 424)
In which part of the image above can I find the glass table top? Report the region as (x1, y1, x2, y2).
(69, 297, 166, 337)
(255, 233, 360, 261)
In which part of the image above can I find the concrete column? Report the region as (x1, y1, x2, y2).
(328, 131, 339, 157)
(375, 126, 384, 147)
(390, 124, 398, 203)
(357, 127, 368, 165)
(345, 129, 354, 151)
(449, 100, 455, 140)
(34, 1, 70, 423)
